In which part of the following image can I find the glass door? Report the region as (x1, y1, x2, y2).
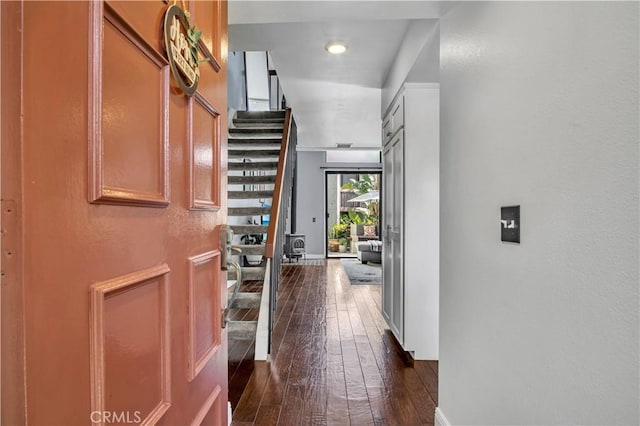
(325, 171, 381, 258)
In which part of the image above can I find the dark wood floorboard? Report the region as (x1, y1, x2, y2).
(231, 259, 438, 425)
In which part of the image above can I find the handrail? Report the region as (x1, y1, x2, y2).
(265, 108, 293, 258)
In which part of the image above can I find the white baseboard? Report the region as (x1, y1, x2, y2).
(227, 401, 232, 426)
(435, 407, 451, 426)
(304, 253, 325, 259)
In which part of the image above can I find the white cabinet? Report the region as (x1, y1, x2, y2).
(382, 131, 404, 339)
(381, 83, 439, 360)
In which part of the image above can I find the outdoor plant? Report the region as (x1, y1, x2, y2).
(341, 174, 379, 224)
(347, 210, 364, 225)
(331, 223, 350, 240)
(341, 174, 377, 195)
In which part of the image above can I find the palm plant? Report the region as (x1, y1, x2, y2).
(341, 174, 379, 224)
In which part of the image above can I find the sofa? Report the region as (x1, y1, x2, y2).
(350, 224, 380, 253)
(357, 240, 382, 264)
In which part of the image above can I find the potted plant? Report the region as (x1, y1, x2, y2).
(329, 224, 340, 252)
(330, 223, 349, 252)
(338, 238, 348, 253)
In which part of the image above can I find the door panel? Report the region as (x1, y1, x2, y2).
(382, 131, 404, 343)
(4, 1, 229, 424)
(391, 133, 404, 341)
(382, 145, 394, 324)
(94, 3, 170, 206)
(0, 1, 27, 424)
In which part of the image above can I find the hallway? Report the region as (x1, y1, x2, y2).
(231, 260, 438, 425)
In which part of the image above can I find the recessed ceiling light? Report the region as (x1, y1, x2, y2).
(326, 41, 348, 55)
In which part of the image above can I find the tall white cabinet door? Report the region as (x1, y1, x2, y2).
(390, 132, 404, 341)
(382, 142, 394, 326)
(381, 83, 439, 360)
(382, 131, 404, 343)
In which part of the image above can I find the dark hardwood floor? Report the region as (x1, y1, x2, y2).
(231, 259, 438, 425)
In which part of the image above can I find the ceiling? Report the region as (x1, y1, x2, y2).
(229, 1, 450, 150)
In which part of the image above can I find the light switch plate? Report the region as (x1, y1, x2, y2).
(501, 206, 520, 243)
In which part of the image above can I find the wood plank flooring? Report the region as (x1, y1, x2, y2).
(231, 259, 438, 425)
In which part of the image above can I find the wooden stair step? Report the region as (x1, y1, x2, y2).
(230, 225, 268, 235)
(228, 190, 273, 200)
(227, 320, 258, 341)
(229, 162, 278, 171)
(229, 149, 281, 158)
(232, 244, 266, 255)
(228, 175, 276, 185)
(228, 206, 272, 216)
(229, 292, 262, 309)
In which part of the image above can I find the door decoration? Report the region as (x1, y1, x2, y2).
(163, 4, 208, 96)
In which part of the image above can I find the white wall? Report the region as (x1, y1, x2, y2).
(439, 2, 639, 425)
(295, 151, 326, 255)
(245, 51, 269, 110)
(381, 19, 439, 114)
(228, 51, 246, 115)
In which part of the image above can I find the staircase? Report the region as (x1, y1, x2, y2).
(226, 110, 286, 341)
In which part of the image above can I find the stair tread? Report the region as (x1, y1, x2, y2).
(236, 110, 286, 119)
(240, 266, 266, 272)
(229, 162, 278, 171)
(228, 175, 276, 185)
(228, 207, 272, 215)
(232, 123, 285, 129)
(230, 225, 269, 233)
(229, 134, 282, 140)
(227, 320, 258, 340)
(228, 266, 266, 282)
(229, 127, 283, 134)
(229, 292, 262, 309)
(232, 244, 266, 255)
(229, 149, 281, 157)
(228, 139, 282, 146)
(234, 118, 285, 124)
(228, 191, 273, 199)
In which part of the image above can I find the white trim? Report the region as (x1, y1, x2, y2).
(254, 259, 271, 360)
(302, 254, 325, 259)
(435, 407, 451, 426)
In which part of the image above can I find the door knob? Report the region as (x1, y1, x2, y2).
(219, 225, 233, 271)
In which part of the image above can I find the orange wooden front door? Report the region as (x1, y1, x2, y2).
(1, 1, 228, 424)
